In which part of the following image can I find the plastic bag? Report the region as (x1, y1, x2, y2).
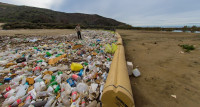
(71, 63, 83, 71)
(111, 43, 117, 54)
(105, 44, 112, 53)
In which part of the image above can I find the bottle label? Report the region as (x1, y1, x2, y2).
(6, 86, 11, 91)
(4, 93, 9, 98)
(72, 91, 77, 96)
(26, 96, 32, 100)
(17, 99, 21, 104)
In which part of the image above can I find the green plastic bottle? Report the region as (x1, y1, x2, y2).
(84, 62, 88, 66)
(57, 71, 63, 75)
(50, 76, 56, 82)
(54, 85, 60, 93)
(48, 81, 58, 87)
(107, 58, 110, 61)
(37, 60, 43, 63)
(46, 52, 52, 56)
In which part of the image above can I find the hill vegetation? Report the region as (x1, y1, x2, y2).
(0, 2, 132, 29)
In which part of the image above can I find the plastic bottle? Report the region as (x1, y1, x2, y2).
(37, 91, 50, 97)
(64, 83, 72, 95)
(61, 95, 70, 106)
(46, 52, 52, 56)
(41, 62, 47, 66)
(77, 82, 88, 93)
(4, 77, 12, 82)
(75, 97, 81, 106)
(40, 81, 46, 91)
(4, 89, 16, 98)
(2, 85, 17, 94)
(49, 67, 58, 72)
(25, 96, 32, 105)
(71, 90, 78, 102)
(2, 96, 17, 107)
(81, 98, 86, 107)
(71, 74, 81, 81)
(34, 82, 41, 92)
(34, 75, 42, 81)
(70, 102, 76, 107)
(54, 85, 60, 93)
(15, 84, 28, 98)
(44, 96, 55, 107)
(67, 78, 75, 87)
(28, 89, 37, 100)
(90, 83, 98, 93)
(56, 74, 62, 83)
(21, 76, 27, 85)
(33, 66, 41, 75)
(51, 99, 57, 107)
(10, 75, 22, 85)
(87, 55, 92, 62)
(100, 82, 104, 93)
(47, 86, 54, 93)
(11, 94, 28, 106)
(48, 81, 58, 87)
(43, 74, 52, 81)
(78, 69, 84, 77)
(50, 75, 56, 82)
(23, 100, 47, 107)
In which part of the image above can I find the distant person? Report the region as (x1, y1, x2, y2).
(75, 24, 82, 39)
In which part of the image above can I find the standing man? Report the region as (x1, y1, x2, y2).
(75, 24, 82, 39)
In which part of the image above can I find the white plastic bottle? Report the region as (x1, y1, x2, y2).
(4, 89, 16, 98)
(25, 96, 32, 105)
(71, 89, 78, 102)
(2, 96, 17, 106)
(44, 96, 55, 107)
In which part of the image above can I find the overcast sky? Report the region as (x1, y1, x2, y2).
(1, 0, 200, 27)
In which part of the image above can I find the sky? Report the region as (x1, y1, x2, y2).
(1, 0, 200, 27)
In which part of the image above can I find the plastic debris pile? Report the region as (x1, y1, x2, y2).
(0, 30, 117, 107)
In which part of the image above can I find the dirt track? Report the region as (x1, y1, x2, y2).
(117, 30, 200, 107)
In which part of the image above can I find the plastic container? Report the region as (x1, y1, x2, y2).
(127, 61, 133, 75)
(71, 63, 83, 71)
(132, 68, 141, 77)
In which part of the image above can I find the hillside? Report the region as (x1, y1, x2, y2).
(0, 2, 131, 29)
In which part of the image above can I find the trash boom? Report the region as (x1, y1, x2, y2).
(101, 33, 135, 107)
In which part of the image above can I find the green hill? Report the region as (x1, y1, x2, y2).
(0, 2, 132, 29)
